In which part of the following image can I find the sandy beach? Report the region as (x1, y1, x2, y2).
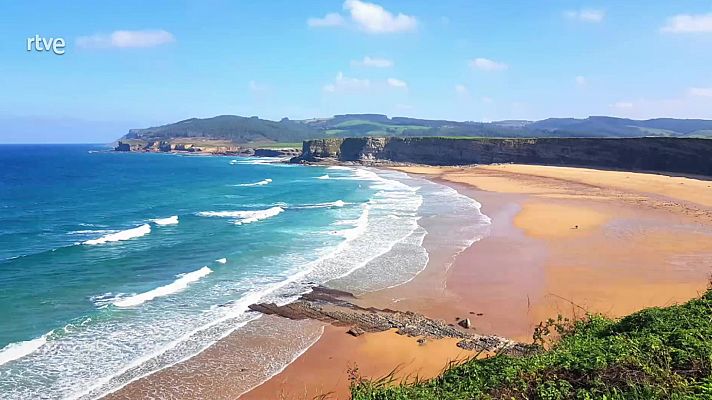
(106, 164, 712, 400)
(241, 164, 712, 399)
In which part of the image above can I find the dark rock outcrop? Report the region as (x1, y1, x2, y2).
(292, 137, 712, 176)
(114, 141, 131, 151)
(253, 148, 301, 157)
(248, 286, 533, 355)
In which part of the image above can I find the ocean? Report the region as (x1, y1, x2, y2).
(0, 145, 490, 399)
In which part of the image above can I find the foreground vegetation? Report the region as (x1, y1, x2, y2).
(351, 286, 712, 400)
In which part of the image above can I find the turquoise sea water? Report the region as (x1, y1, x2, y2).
(0, 145, 489, 399)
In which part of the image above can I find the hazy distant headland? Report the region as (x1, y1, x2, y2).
(119, 114, 712, 147)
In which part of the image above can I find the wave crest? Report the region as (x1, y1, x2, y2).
(82, 224, 151, 245)
(196, 206, 284, 225)
(0, 333, 51, 366)
(234, 178, 272, 187)
(297, 200, 347, 209)
(150, 216, 179, 226)
(113, 266, 213, 308)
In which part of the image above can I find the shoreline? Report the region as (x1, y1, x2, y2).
(101, 163, 712, 400)
(242, 163, 712, 399)
(99, 165, 483, 399)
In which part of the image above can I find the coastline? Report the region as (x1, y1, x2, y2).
(102, 163, 712, 400)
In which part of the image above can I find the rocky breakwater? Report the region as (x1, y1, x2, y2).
(291, 137, 712, 176)
(248, 287, 534, 355)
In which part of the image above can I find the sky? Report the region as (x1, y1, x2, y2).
(1, 0, 712, 143)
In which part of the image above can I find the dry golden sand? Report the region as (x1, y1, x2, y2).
(242, 326, 473, 400)
(243, 164, 712, 398)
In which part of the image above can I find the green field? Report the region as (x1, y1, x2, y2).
(332, 119, 431, 136)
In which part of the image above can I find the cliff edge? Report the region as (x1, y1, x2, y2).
(291, 137, 712, 176)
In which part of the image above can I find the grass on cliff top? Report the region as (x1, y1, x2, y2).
(350, 285, 712, 400)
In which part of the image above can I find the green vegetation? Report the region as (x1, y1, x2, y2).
(120, 114, 712, 144)
(351, 286, 712, 400)
(330, 119, 431, 137)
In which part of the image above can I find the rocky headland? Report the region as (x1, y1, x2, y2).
(114, 140, 300, 157)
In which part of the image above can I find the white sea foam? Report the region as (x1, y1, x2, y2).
(91, 292, 130, 308)
(68, 229, 112, 235)
(234, 178, 272, 187)
(316, 174, 330, 179)
(82, 224, 151, 245)
(326, 166, 353, 170)
(197, 206, 284, 225)
(0, 333, 50, 366)
(233, 157, 290, 166)
(150, 216, 179, 226)
(296, 200, 347, 209)
(229, 159, 238, 165)
(233, 207, 284, 225)
(215, 258, 227, 264)
(113, 267, 213, 308)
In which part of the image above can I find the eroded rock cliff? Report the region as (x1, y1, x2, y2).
(292, 137, 712, 176)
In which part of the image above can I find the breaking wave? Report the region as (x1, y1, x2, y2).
(296, 200, 347, 209)
(113, 267, 213, 308)
(234, 179, 272, 187)
(150, 216, 179, 226)
(196, 206, 285, 225)
(0, 333, 51, 367)
(82, 224, 151, 245)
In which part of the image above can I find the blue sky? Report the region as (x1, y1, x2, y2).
(1, 0, 712, 143)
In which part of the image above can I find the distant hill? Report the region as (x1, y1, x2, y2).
(120, 114, 712, 144)
(123, 115, 318, 144)
(529, 116, 712, 138)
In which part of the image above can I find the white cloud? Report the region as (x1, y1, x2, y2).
(308, 1, 417, 34)
(688, 87, 712, 97)
(387, 77, 408, 89)
(307, 13, 345, 28)
(343, 0, 417, 33)
(564, 9, 605, 23)
(323, 72, 371, 93)
(307, 0, 418, 34)
(351, 56, 393, 68)
(469, 58, 508, 72)
(613, 101, 634, 109)
(575, 75, 588, 87)
(455, 84, 469, 95)
(662, 13, 712, 33)
(481, 96, 493, 104)
(77, 30, 175, 49)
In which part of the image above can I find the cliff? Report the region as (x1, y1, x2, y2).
(292, 137, 712, 176)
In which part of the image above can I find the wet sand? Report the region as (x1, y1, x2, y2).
(106, 164, 712, 399)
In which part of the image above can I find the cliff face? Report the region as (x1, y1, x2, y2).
(293, 137, 712, 176)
